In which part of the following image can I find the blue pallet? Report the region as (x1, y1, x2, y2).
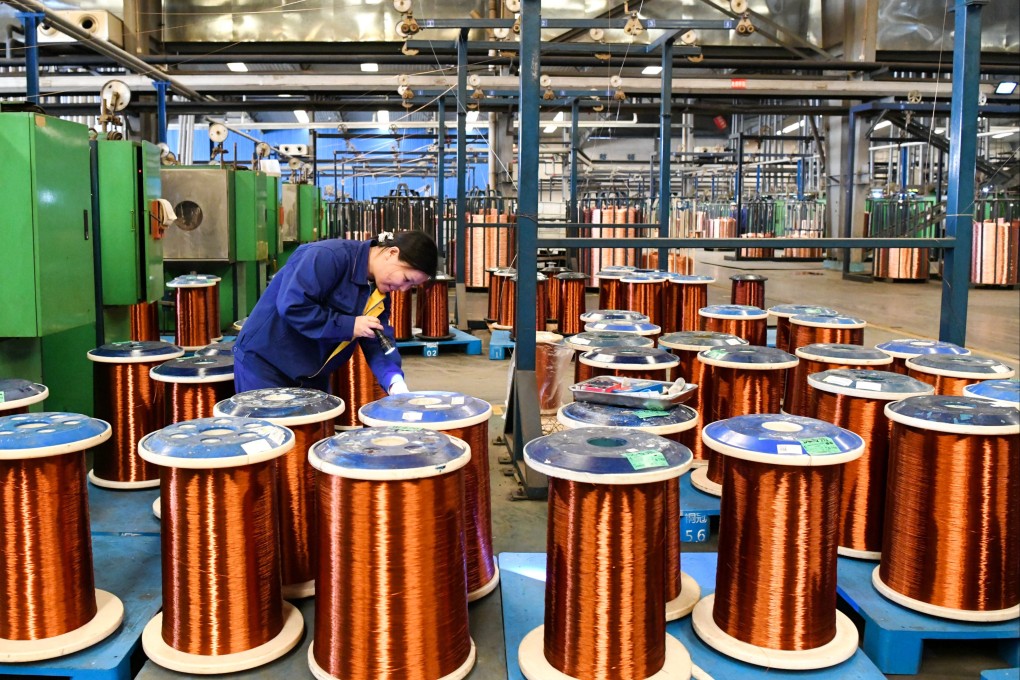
(679, 470, 721, 543)
(88, 484, 161, 537)
(982, 669, 1020, 680)
(489, 330, 515, 360)
(0, 534, 162, 680)
(837, 556, 1020, 675)
(396, 327, 482, 357)
(500, 551, 885, 679)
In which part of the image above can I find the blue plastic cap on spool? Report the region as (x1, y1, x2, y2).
(87, 341, 185, 364)
(702, 413, 864, 467)
(580, 347, 679, 370)
(698, 304, 767, 319)
(963, 379, 1020, 406)
(796, 343, 893, 366)
(358, 391, 492, 430)
(308, 426, 471, 480)
(659, 331, 747, 351)
(194, 340, 235, 357)
(523, 426, 692, 484)
(698, 345, 798, 370)
(0, 379, 49, 411)
(620, 273, 667, 284)
(875, 338, 971, 360)
(580, 310, 650, 323)
(138, 417, 294, 469)
(150, 355, 235, 384)
(213, 388, 345, 426)
(885, 395, 1020, 435)
(0, 412, 111, 459)
(166, 274, 220, 288)
(558, 401, 698, 436)
(669, 274, 716, 284)
(768, 304, 839, 318)
(905, 354, 1015, 380)
(583, 321, 661, 335)
(807, 369, 934, 401)
(565, 331, 654, 352)
(790, 313, 867, 329)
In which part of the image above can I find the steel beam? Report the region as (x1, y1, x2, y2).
(657, 38, 673, 268)
(405, 39, 702, 56)
(415, 17, 732, 30)
(437, 97, 446, 258)
(16, 12, 43, 104)
(454, 29, 468, 327)
(538, 236, 954, 249)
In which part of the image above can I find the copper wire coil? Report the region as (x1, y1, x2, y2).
(788, 323, 864, 355)
(879, 419, 1019, 613)
(129, 301, 161, 342)
(624, 281, 664, 329)
(701, 316, 767, 347)
(784, 357, 859, 416)
(730, 277, 766, 309)
(597, 278, 622, 310)
(160, 382, 234, 424)
(389, 289, 413, 341)
(874, 248, 929, 280)
(703, 367, 786, 486)
(92, 361, 163, 485)
(418, 279, 452, 340)
(0, 451, 97, 640)
(668, 250, 695, 275)
(887, 357, 910, 375)
(206, 284, 221, 339)
(160, 461, 283, 655)
(536, 341, 567, 412)
(737, 234, 775, 260)
(415, 281, 427, 328)
(512, 278, 548, 338)
(544, 477, 666, 677)
(542, 268, 570, 324)
(175, 287, 214, 349)
(279, 420, 334, 592)
(775, 317, 793, 354)
(971, 219, 1020, 285)
(558, 276, 586, 336)
(486, 270, 501, 321)
(313, 463, 472, 679)
(905, 368, 984, 395)
(672, 350, 713, 464)
(573, 356, 597, 384)
(676, 283, 708, 333)
(661, 284, 681, 335)
(331, 344, 386, 429)
(498, 277, 517, 328)
(714, 457, 842, 650)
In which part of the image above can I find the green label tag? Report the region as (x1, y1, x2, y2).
(624, 450, 669, 470)
(631, 409, 664, 420)
(0, 393, 5, 404)
(799, 437, 840, 455)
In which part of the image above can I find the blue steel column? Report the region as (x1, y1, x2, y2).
(153, 81, 171, 145)
(841, 108, 857, 276)
(796, 159, 804, 200)
(939, 0, 985, 345)
(657, 38, 673, 268)
(454, 30, 468, 325)
(516, 0, 540, 373)
(18, 13, 44, 104)
(568, 98, 579, 223)
(437, 97, 447, 258)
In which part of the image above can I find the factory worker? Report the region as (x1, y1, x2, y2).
(233, 230, 437, 394)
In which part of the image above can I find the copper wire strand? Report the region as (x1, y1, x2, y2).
(559, 277, 586, 336)
(701, 316, 767, 347)
(784, 357, 853, 417)
(442, 422, 496, 594)
(331, 343, 387, 428)
(661, 282, 682, 335)
(206, 284, 221, 338)
(730, 279, 766, 309)
(544, 478, 666, 679)
(625, 281, 664, 329)
(419, 279, 452, 339)
(598, 278, 622, 310)
(161, 461, 283, 655)
(93, 361, 162, 484)
(486, 270, 501, 322)
(714, 457, 841, 650)
(775, 317, 793, 353)
(677, 284, 708, 333)
(788, 323, 864, 355)
(313, 471, 472, 679)
(880, 424, 1019, 611)
(905, 369, 984, 395)
(498, 278, 517, 329)
(705, 367, 786, 485)
(160, 381, 234, 424)
(972, 219, 1020, 285)
(673, 350, 713, 463)
(278, 420, 333, 590)
(175, 287, 214, 348)
(810, 388, 890, 555)
(874, 248, 929, 280)
(546, 274, 563, 324)
(389, 289, 413, 341)
(664, 477, 683, 603)
(0, 452, 97, 640)
(513, 279, 548, 337)
(129, 300, 161, 342)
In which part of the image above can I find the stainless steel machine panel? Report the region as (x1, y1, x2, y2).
(281, 183, 299, 243)
(161, 167, 236, 261)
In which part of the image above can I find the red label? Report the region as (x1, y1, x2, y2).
(713, 116, 728, 131)
(730, 78, 747, 89)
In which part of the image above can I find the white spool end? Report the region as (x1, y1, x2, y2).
(282, 579, 315, 600)
(871, 567, 1020, 622)
(0, 589, 124, 662)
(690, 459, 709, 468)
(518, 625, 693, 680)
(88, 469, 160, 490)
(665, 571, 702, 621)
(689, 467, 721, 496)
(468, 565, 501, 602)
(142, 600, 304, 674)
(308, 637, 477, 680)
(152, 496, 161, 519)
(838, 545, 880, 560)
(692, 594, 858, 670)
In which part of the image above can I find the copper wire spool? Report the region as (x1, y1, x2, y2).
(331, 343, 386, 429)
(699, 305, 768, 347)
(788, 313, 866, 355)
(905, 353, 1016, 395)
(493, 269, 517, 330)
(214, 388, 345, 600)
(485, 268, 501, 322)
(0, 379, 48, 416)
(542, 267, 569, 326)
(169, 278, 217, 350)
(129, 301, 161, 342)
(535, 333, 568, 413)
(87, 341, 184, 489)
(972, 219, 1020, 285)
(785, 344, 894, 417)
(520, 428, 693, 679)
(690, 346, 797, 497)
(694, 414, 863, 669)
(875, 338, 972, 375)
(807, 370, 934, 559)
(417, 274, 455, 341)
(767, 305, 839, 354)
(622, 275, 666, 329)
(205, 279, 222, 340)
(150, 356, 236, 426)
(564, 332, 653, 384)
(389, 289, 413, 341)
(309, 428, 475, 680)
(0, 413, 124, 661)
(729, 274, 767, 309)
(668, 275, 715, 334)
(139, 418, 303, 673)
(557, 272, 588, 336)
(659, 331, 748, 465)
(579, 347, 679, 383)
(877, 396, 1020, 620)
(595, 269, 627, 309)
(511, 274, 549, 338)
(874, 247, 929, 281)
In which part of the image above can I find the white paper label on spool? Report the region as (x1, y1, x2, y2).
(855, 380, 882, 391)
(824, 375, 854, 387)
(725, 338, 743, 345)
(402, 411, 423, 422)
(776, 444, 803, 454)
(451, 396, 466, 405)
(572, 337, 591, 345)
(991, 365, 1010, 373)
(241, 439, 273, 455)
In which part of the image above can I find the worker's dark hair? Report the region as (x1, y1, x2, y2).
(373, 230, 438, 278)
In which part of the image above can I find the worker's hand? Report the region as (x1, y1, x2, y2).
(388, 376, 409, 395)
(353, 315, 384, 338)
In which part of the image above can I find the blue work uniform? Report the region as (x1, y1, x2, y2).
(233, 239, 402, 393)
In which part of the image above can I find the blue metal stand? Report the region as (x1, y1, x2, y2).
(153, 81, 171, 146)
(17, 12, 44, 104)
(982, 669, 1020, 680)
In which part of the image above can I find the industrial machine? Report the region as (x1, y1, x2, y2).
(280, 158, 322, 265)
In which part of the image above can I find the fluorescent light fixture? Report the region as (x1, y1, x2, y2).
(543, 125, 557, 134)
(553, 111, 565, 122)
(642, 65, 663, 75)
(226, 62, 248, 73)
(294, 110, 310, 124)
(874, 120, 892, 130)
(781, 120, 804, 134)
(995, 81, 1018, 95)
(361, 63, 379, 72)
(992, 131, 1014, 139)
(466, 110, 479, 123)
(278, 93, 294, 98)
(377, 110, 390, 129)
(933, 127, 945, 134)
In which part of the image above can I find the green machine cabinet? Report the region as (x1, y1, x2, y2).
(298, 184, 321, 243)
(279, 182, 321, 266)
(234, 169, 269, 263)
(0, 113, 96, 414)
(264, 173, 281, 264)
